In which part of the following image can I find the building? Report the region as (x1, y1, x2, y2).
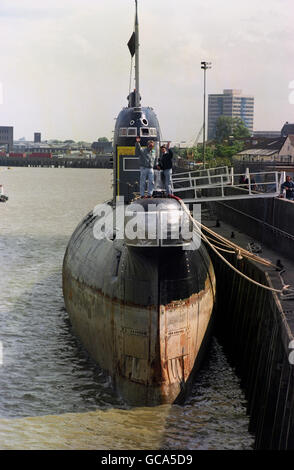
(91, 140, 113, 154)
(233, 135, 294, 163)
(13, 141, 53, 153)
(252, 123, 294, 140)
(0, 126, 13, 152)
(12, 139, 94, 156)
(208, 89, 254, 140)
(279, 135, 294, 162)
(253, 131, 281, 139)
(281, 122, 294, 137)
(34, 132, 41, 143)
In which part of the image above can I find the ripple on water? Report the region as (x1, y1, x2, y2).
(161, 339, 254, 450)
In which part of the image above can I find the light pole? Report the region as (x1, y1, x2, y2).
(201, 61, 212, 168)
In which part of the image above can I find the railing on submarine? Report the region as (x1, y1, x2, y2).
(124, 196, 194, 248)
(171, 166, 283, 203)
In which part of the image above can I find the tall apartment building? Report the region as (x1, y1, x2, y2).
(208, 89, 254, 140)
(0, 126, 13, 152)
(34, 132, 41, 143)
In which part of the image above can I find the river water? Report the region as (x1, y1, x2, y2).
(0, 167, 254, 450)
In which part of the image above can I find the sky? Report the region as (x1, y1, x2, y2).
(0, 0, 293, 144)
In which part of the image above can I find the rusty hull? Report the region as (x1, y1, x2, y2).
(62, 211, 216, 405)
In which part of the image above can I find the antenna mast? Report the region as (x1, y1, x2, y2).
(134, 0, 140, 107)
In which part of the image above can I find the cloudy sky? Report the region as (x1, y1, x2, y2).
(0, 0, 293, 144)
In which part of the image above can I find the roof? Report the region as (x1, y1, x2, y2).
(265, 137, 287, 150)
(235, 134, 294, 157)
(281, 123, 294, 136)
(241, 136, 287, 152)
(237, 148, 278, 156)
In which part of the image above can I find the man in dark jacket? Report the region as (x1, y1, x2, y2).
(281, 175, 294, 200)
(158, 145, 173, 195)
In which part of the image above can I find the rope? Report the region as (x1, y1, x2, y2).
(172, 195, 292, 295)
(194, 222, 289, 294)
(203, 233, 237, 250)
(199, 222, 277, 268)
(278, 269, 294, 300)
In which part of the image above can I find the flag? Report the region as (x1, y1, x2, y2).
(127, 32, 136, 57)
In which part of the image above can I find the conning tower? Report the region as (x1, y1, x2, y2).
(113, 0, 161, 203)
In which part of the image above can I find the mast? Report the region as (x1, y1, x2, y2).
(134, 0, 140, 107)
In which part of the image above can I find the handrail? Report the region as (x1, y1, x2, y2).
(171, 167, 284, 202)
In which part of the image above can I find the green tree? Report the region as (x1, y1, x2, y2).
(98, 137, 109, 142)
(215, 116, 250, 143)
(233, 118, 251, 140)
(216, 140, 245, 159)
(215, 116, 233, 143)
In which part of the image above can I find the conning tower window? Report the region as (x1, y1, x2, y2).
(119, 127, 138, 137)
(140, 127, 157, 137)
(127, 128, 137, 137)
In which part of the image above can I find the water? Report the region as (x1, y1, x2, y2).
(0, 167, 254, 450)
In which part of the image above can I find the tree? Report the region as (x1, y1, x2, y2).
(215, 116, 250, 143)
(215, 116, 233, 143)
(233, 118, 251, 140)
(98, 137, 109, 142)
(215, 140, 245, 159)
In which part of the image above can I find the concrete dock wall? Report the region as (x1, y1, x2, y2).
(208, 249, 294, 449)
(213, 197, 294, 262)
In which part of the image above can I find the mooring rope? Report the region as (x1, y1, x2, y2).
(197, 221, 277, 268)
(172, 196, 293, 295)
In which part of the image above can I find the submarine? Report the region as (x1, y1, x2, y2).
(62, 1, 216, 405)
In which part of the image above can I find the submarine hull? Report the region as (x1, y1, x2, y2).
(62, 208, 216, 405)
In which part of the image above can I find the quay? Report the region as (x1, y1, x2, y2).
(0, 155, 113, 169)
(203, 196, 294, 450)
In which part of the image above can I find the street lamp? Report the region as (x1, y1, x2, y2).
(201, 61, 212, 168)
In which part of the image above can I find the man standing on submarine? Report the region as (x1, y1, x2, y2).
(158, 143, 173, 196)
(135, 136, 157, 198)
(280, 175, 294, 201)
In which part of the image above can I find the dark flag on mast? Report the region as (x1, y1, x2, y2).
(127, 32, 136, 57)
